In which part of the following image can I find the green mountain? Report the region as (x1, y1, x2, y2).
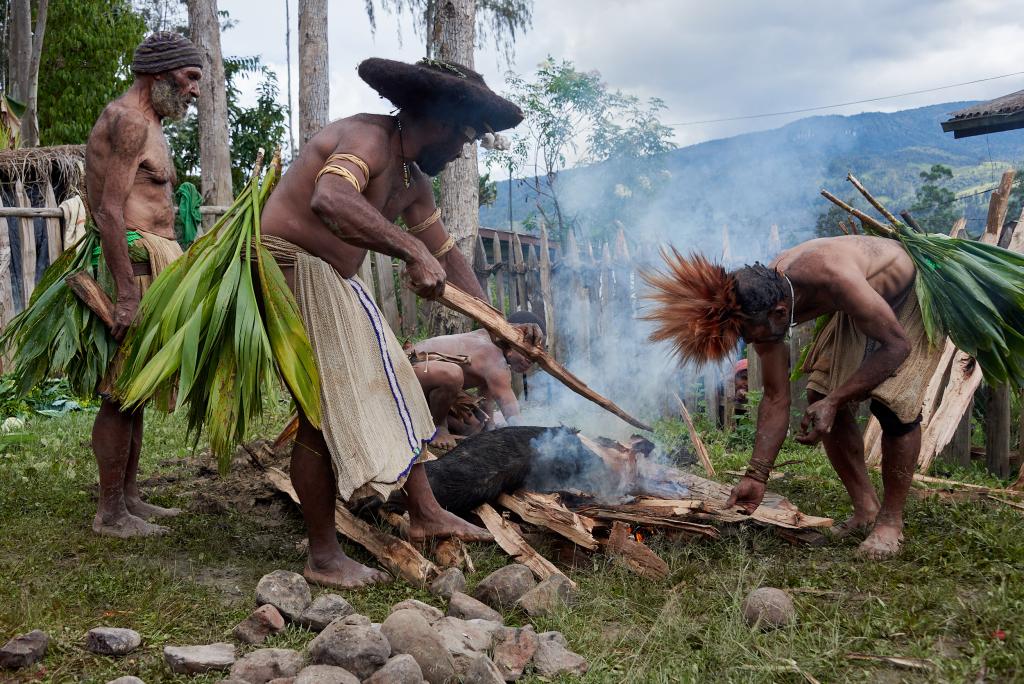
(480, 101, 1024, 259)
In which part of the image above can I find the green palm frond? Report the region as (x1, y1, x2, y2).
(116, 151, 322, 471)
(822, 177, 1024, 387)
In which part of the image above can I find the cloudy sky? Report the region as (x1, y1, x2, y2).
(216, 0, 1024, 159)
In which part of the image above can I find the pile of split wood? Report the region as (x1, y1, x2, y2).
(267, 433, 832, 587)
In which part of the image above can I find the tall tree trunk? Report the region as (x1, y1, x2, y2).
(187, 0, 233, 207)
(298, 0, 328, 146)
(10, 0, 46, 147)
(431, 0, 479, 334)
(284, 0, 296, 158)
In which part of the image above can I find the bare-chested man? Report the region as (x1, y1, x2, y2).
(85, 33, 202, 537)
(410, 310, 544, 448)
(260, 58, 542, 588)
(644, 236, 944, 559)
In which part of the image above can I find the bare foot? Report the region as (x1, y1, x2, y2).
(857, 524, 904, 560)
(126, 497, 182, 520)
(92, 512, 169, 538)
(827, 514, 876, 540)
(304, 554, 392, 589)
(429, 427, 457, 451)
(408, 508, 494, 543)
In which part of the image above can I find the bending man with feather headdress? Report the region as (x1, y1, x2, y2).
(643, 235, 947, 559)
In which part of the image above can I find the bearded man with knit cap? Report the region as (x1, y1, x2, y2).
(84, 32, 202, 537)
(260, 58, 541, 589)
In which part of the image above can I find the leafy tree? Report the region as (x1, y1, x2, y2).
(36, 0, 146, 145)
(487, 58, 675, 243)
(909, 164, 960, 234)
(166, 57, 287, 194)
(814, 201, 858, 238)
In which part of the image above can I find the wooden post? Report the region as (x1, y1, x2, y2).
(747, 349, 762, 395)
(565, 231, 589, 365)
(0, 196, 17, 328)
(938, 402, 972, 469)
(723, 366, 735, 432)
(400, 266, 418, 338)
(539, 221, 556, 354)
(490, 234, 505, 314)
(374, 252, 400, 332)
(42, 178, 62, 265)
(298, 0, 329, 145)
(511, 233, 527, 314)
(526, 245, 544, 319)
(703, 365, 719, 426)
(983, 170, 1015, 479)
(473, 234, 489, 297)
(14, 180, 36, 308)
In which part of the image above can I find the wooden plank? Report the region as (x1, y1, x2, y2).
(526, 245, 544, 320)
(373, 251, 401, 332)
(918, 353, 984, 473)
(42, 179, 62, 265)
(673, 392, 716, 477)
(497, 491, 599, 550)
(565, 231, 590, 364)
(603, 521, 670, 580)
(473, 234, 490, 299)
(474, 503, 569, 584)
(703, 365, 719, 427)
(986, 384, 1011, 478)
(723, 365, 735, 433)
(266, 468, 439, 586)
(0, 206, 63, 218)
(938, 400, 972, 469)
(985, 170, 1015, 237)
(400, 266, 418, 338)
(66, 272, 114, 328)
(14, 180, 37, 307)
(539, 222, 556, 354)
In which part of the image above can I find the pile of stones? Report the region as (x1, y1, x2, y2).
(1, 563, 587, 683)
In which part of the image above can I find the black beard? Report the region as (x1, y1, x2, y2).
(151, 79, 191, 121)
(417, 145, 454, 177)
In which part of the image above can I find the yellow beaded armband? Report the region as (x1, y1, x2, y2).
(408, 208, 442, 234)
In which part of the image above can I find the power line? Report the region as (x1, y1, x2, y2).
(667, 71, 1024, 127)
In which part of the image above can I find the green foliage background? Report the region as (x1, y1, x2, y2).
(37, 0, 146, 146)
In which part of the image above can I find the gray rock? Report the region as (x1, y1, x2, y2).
(447, 592, 503, 624)
(216, 679, 251, 684)
(298, 594, 354, 632)
(362, 654, 423, 684)
(229, 648, 305, 684)
(307, 620, 390, 679)
(266, 678, 295, 684)
(234, 604, 287, 645)
(164, 643, 236, 674)
(86, 627, 141, 656)
(491, 626, 538, 681)
(380, 609, 456, 684)
(0, 629, 49, 669)
(742, 587, 796, 630)
(538, 631, 568, 647)
(532, 639, 589, 677)
(472, 564, 536, 611)
(516, 575, 576, 618)
(293, 664, 360, 684)
(390, 599, 443, 624)
(429, 567, 466, 599)
(336, 614, 371, 627)
(105, 677, 145, 684)
(435, 617, 501, 676)
(256, 570, 312, 622)
(464, 654, 504, 684)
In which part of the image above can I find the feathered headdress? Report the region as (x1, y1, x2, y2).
(640, 248, 744, 365)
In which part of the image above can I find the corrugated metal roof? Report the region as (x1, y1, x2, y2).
(949, 89, 1024, 120)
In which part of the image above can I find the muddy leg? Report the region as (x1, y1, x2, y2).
(292, 414, 391, 588)
(859, 424, 918, 559)
(92, 399, 167, 537)
(123, 410, 181, 520)
(404, 463, 493, 543)
(811, 390, 880, 538)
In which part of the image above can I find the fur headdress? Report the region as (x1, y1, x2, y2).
(358, 57, 524, 133)
(640, 248, 744, 365)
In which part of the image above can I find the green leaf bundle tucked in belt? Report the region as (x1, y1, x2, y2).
(115, 150, 322, 472)
(822, 174, 1024, 388)
(0, 226, 130, 398)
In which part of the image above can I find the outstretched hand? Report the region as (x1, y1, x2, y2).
(724, 476, 766, 515)
(796, 397, 838, 444)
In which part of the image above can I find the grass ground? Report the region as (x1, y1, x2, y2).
(2, 404, 1023, 683)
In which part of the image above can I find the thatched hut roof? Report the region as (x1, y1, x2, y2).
(0, 145, 86, 200)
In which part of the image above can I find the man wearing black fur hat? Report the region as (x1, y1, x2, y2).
(85, 32, 202, 536)
(260, 58, 541, 588)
